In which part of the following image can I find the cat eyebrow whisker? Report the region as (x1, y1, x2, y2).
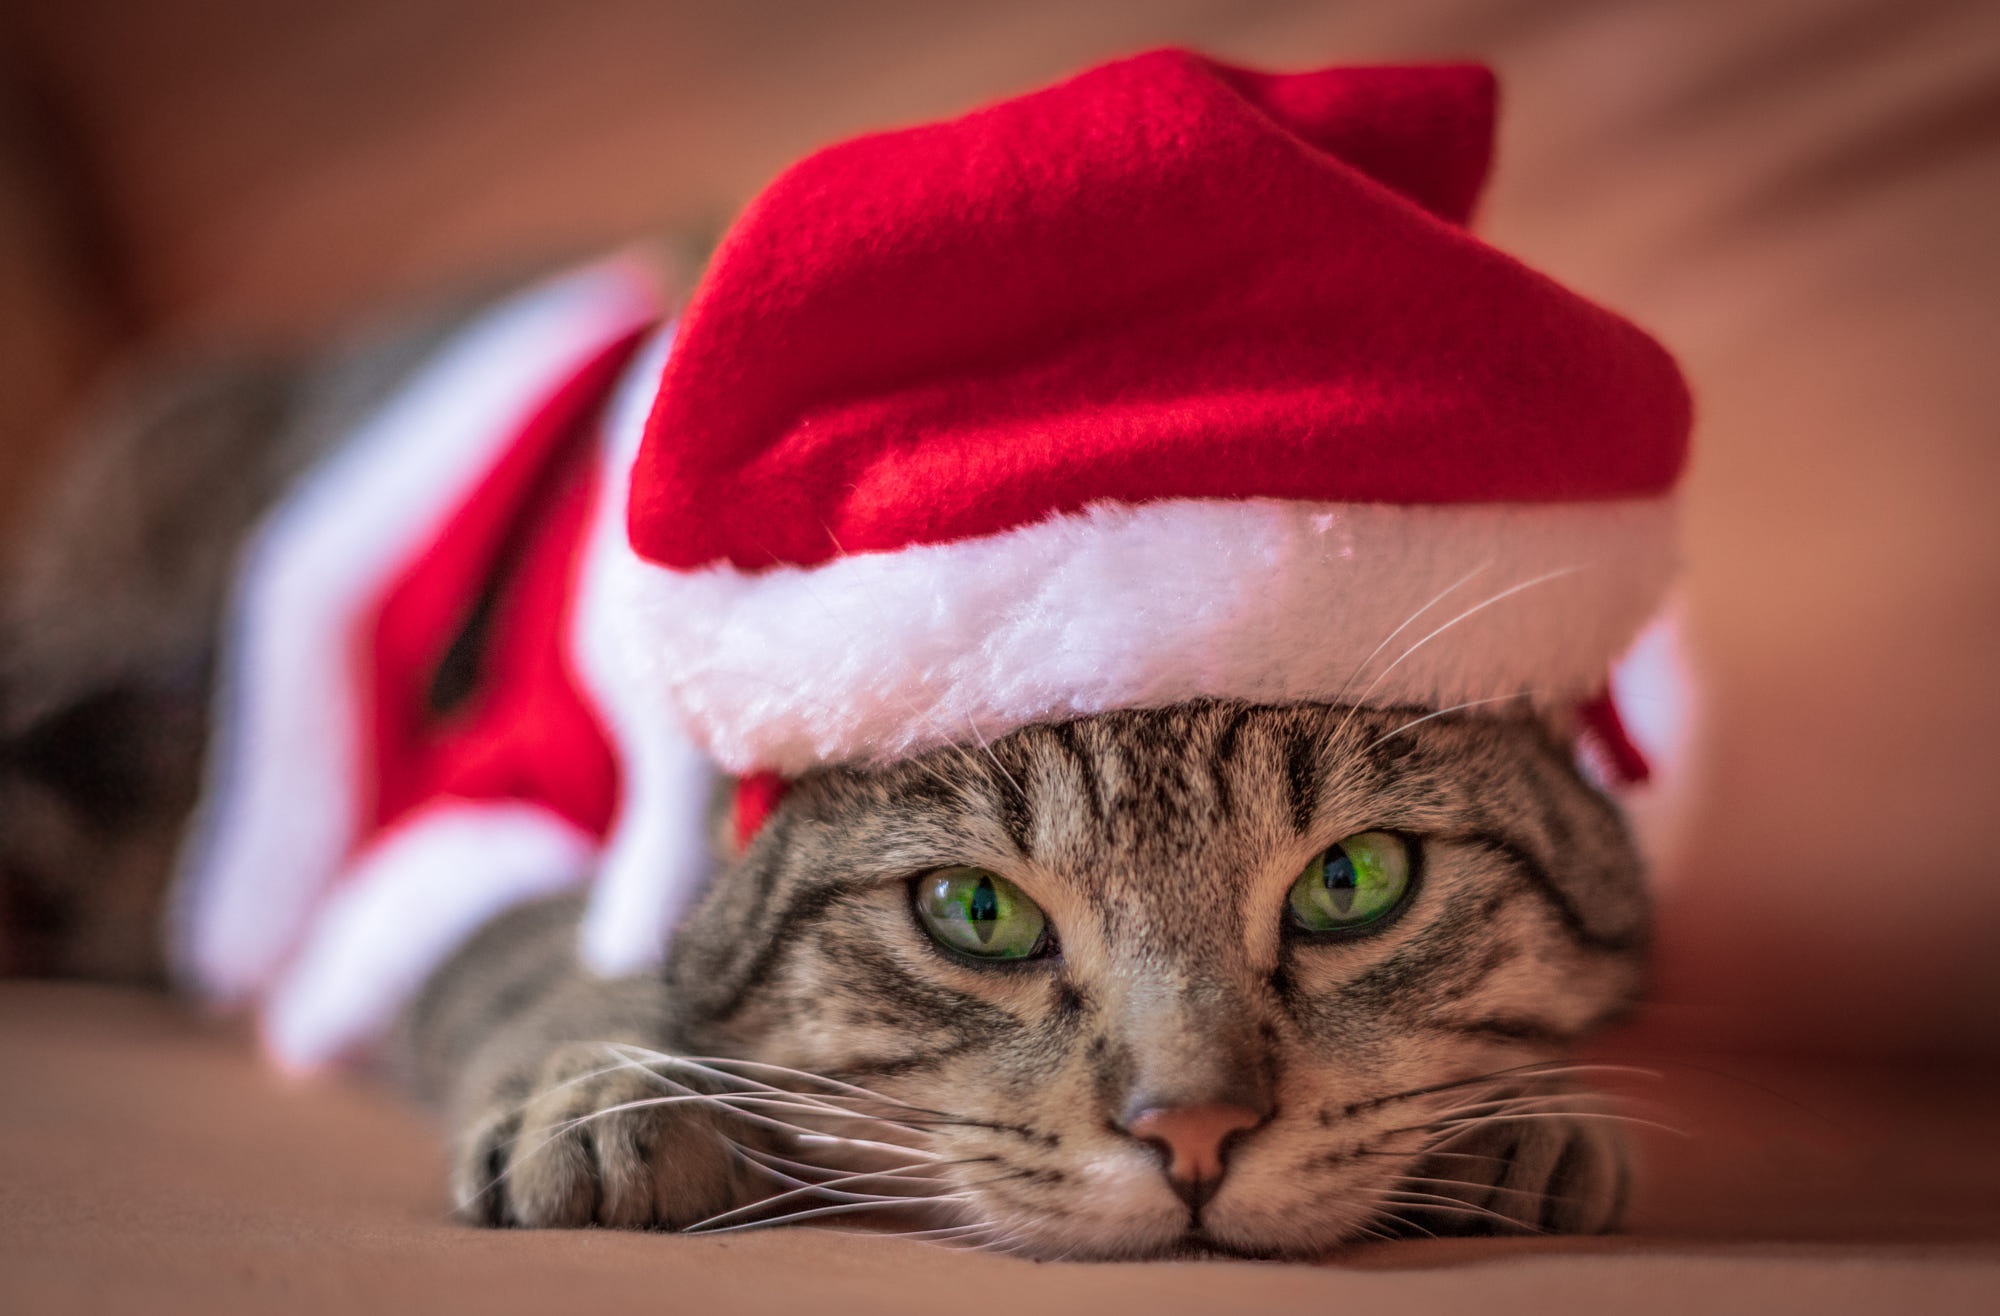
(1330, 561, 1493, 710)
(1364, 691, 1546, 753)
(958, 712, 1030, 815)
(1328, 565, 1585, 755)
(1355, 566, 1586, 709)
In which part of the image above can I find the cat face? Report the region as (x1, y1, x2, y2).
(665, 701, 1647, 1258)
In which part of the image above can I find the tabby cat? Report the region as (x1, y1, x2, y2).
(3, 292, 1648, 1261)
(399, 699, 1645, 1257)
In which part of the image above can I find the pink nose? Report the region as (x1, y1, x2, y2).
(1125, 1102, 1264, 1203)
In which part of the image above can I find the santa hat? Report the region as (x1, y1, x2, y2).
(591, 50, 1686, 789)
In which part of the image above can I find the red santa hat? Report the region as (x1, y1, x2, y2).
(594, 49, 1687, 785)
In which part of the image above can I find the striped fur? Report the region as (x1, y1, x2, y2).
(403, 698, 1648, 1257)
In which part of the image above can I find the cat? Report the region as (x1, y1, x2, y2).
(395, 699, 1645, 1256)
(4, 46, 1684, 1252)
(1, 295, 1651, 1261)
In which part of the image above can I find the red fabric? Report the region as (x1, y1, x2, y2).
(732, 772, 791, 850)
(631, 49, 1691, 573)
(359, 330, 649, 847)
(1579, 691, 1652, 787)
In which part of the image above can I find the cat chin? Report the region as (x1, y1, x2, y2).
(972, 1209, 1368, 1262)
(980, 1213, 1201, 1262)
(1193, 1208, 1383, 1261)
(962, 1174, 1376, 1261)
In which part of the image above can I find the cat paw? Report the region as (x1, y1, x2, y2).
(453, 1042, 754, 1230)
(1387, 1097, 1631, 1237)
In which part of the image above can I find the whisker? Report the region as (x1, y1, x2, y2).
(1329, 565, 1586, 755)
(681, 1169, 1027, 1238)
(1416, 1095, 1673, 1126)
(1345, 1061, 1664, 1115)
(1331, 562, 1493, 708)
(1419, 1092, 1616, 1121)
(608, 1065, 985, 1138)
(1379, 1189, 1541, 1233)
(667, 1054, 1014, 1130)
(1352, 1149, 1513, 1167)
(556, 1089, 941, 1159)
(735, 1172, 940, 1205)
(687, 1171, 953, 1233)
(1410, 1110, 1689, 1140)
(856, 1223, 1001, 1246)
(739, 1151, 980, 1194)
(1359, 566, 1585, 703)
(667, 1054, 924, 1103)
(1364, 692, 1543, 752)
(1368, 1206, 1441, 1241)
(682, 1194, 975, 1236)
(737, 1146, 950, 1187)
(959, 713, 1027, 801)
(1396, 1173, 1574, 1209)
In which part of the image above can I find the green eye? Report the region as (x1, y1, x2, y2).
(914, 867, 1049, 961)
(1287, 832, 1412, 933)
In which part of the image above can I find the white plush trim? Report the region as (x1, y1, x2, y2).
(611, 496, 1681, 776)
(173, 260, 660, 1005)
(261, 802, 595, 1071)
(570, 326, 724, 977)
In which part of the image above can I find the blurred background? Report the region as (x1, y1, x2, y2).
(0, 0, 1995, 1061)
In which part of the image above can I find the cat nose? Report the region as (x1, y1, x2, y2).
(1124, 1102, 1265, 1210)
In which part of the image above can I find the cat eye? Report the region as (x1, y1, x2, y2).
(913, 867, 1050, 961)
(1286, 831, 1413, 934)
